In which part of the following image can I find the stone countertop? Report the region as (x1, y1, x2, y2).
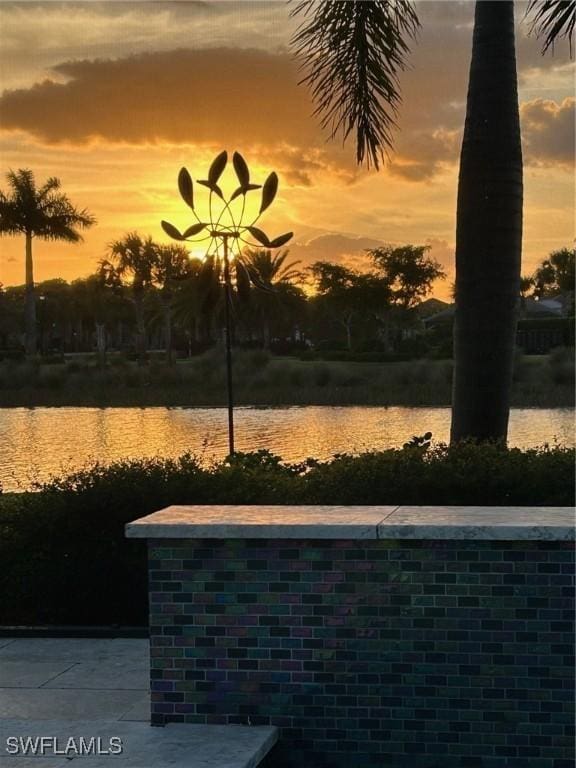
(125, 505, 575, 541)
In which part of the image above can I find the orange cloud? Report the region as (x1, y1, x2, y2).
(0, 49, 313, 145)
(520, 97, 575, 169)
(1, 37, 573, 186)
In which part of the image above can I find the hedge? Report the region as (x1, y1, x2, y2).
(0, 444, 573, 626)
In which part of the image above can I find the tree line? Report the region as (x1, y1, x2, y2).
(0, 217, 449, 362)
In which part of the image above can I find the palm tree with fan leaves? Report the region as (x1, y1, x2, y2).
(291, 0, 574, 443)
(152, 243, 191, 364)
(98, 233, 157, 362)
(241, 249, 303, 348)
(0, 169, 95, 357)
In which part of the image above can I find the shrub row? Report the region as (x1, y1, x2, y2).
(0, 444, 573, 626)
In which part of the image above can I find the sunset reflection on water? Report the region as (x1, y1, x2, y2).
(1, 405, 573, 491)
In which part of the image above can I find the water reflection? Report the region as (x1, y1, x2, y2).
(0, 405, 573, 491)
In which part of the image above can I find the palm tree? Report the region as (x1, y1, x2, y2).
(450, 1, 523, 443)
(172, 257, 222, 349)
(291, 0, 574, 443)
(0, 169, 95, 356)
(71, 274, 116, 366)
(519, 275, 535, 316)
(152, 244, 191, 363)
(98, 233, 156, 361)
(241, 249, 303, 348)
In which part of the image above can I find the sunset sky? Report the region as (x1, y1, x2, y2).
(0, 0, 574, 300)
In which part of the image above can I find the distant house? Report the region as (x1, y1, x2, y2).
(421, 296, 573, 354)
(523, 297, 563, 317)
(421, 305, 455, 331)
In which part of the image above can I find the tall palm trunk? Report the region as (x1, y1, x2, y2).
(450, 1, 522, 444)
(163, 294, 173, 365)
(134, 291, 147, 362)
(95, 323, 106, 367)
(24, 232, 37, 356)
(262, 318, 271, 350)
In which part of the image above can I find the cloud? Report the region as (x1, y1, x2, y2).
(388, 129, 461, 181)
(0, 0, 573, 184)
(521, 97, 575, 169)
(423, 237, 455, 276)
(0, 2, 296, 89)
(287, 233, 384, 272)
(0, 48, 360, 186)
(0, 49, 310, 145)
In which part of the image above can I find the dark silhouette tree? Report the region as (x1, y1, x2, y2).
(310, 261, 390, 351)
(519, 275, 535, 316)
(172, 257, 222, 349)
(533, 247, 575, 297)
(241, 249, 303, 348)
(71, 273, 122, 366)
(152, 244, 191, 363)
(98, 233, 156, 361)
(0, 169, 95, 357)
(369, 244, 445, 310)
(368, 244, 445, 350)
(291, 0, 574, 443)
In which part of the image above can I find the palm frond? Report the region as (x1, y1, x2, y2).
(38, 176, 61, 201)
(291, 0, 419, 169)
(5, 169, 35, 197)
(526, 0, 575, 54)
(35, 197, 95, 241)
(0, 169, 95, 240)
(0, 198, 23, 235)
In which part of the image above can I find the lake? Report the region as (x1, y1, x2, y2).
(0, 405, 573, 491)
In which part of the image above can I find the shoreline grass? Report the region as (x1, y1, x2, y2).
(0, 349, 573, 408)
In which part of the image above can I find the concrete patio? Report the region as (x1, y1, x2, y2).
(0, 638, 276, 767)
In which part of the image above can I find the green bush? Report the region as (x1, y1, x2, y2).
(0, 445, 573, 627)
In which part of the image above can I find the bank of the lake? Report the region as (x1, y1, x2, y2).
(0, 349, 573, 408)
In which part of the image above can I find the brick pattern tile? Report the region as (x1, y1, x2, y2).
(148, 539, 575, 768)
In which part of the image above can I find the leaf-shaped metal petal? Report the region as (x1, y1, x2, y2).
(230, 183, 262, 203)
(178, 168, 194, 209)
(233, 152, 250, 187)
(269, 232, 293, 248)
(182, 223, 208, 238)
(246, 226, 271, 247)
(208, 151, 228, 184)
(161, 221, 185, 241)
(260, 172, 278, 213)
(197, 180, 224, 199)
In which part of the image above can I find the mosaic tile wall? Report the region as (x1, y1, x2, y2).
(148, 538, 574, 768)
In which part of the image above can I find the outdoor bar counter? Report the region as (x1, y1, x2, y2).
(126, 505, 575, 768)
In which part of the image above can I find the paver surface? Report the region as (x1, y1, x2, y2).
(0, 639, 276, 767)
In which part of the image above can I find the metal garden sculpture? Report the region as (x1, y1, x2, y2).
(161, 151, 293, 455)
